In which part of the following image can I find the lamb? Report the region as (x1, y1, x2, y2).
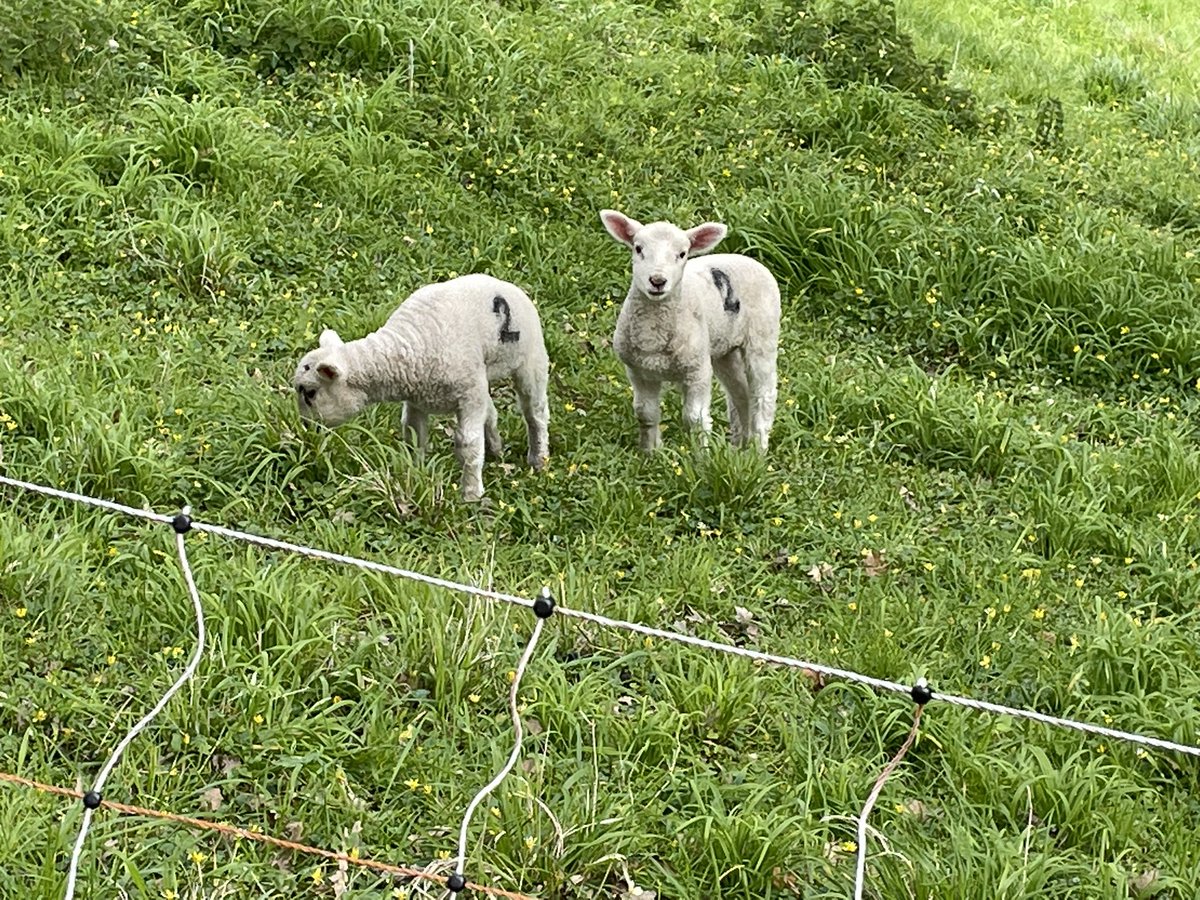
(599, 209, 781, 452)
(292, 273, 550, 502)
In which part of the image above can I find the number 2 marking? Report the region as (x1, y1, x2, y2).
(493, 295, 521, 343)
(712, 268, 740, 314)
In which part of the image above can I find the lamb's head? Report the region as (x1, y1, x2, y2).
(600, 209, 727, 300)
(293, 329, 368, 426)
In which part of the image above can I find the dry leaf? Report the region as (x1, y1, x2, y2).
(771, 866, 803, 895)
(801, 669, 825, 692)
(612, 695, 636, 714)
(621, 887, 656, 900)
(523, 716, 544, 736)
(1129, 869, 1159, 893)
(821, 840, 846, 863)
(863, 549, 888, 577)
(720, 605, 760, 641)
(213, 754, 242, 776)
(200, 787, 223, 811)
(331, 859, 349, 898)
(903, 798, 935, 821)
(332, 820, 361, 896)
(807, 562, 834, 584)
(899, 484, 919, 510)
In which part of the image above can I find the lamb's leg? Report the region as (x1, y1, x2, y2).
(628, 367, 664, 452)
(680, 362, 714, 448)
(484, 396, 504, 459)
(400, 402, 429, 452)
(453, 397, 489, 502)
(745, 348, 778, 451)
(515, 361, 550, 470)
(713, 349, 751, 447)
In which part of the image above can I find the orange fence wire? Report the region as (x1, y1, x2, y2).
(0, 771, 538, 900)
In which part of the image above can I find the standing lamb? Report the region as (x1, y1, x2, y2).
(293, 273, 550, 502)
(599, 209, 781, 452)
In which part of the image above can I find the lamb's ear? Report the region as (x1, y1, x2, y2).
(319, 329, 344, 349)
(600, 209, 643, 248)
(686, 222, 728, 256)
(315, 358, 341, 382)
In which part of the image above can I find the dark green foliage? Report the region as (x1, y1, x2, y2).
(1083, 55, 1150, 108)
(1032, 96, 1065, 149)
(745, 0, 979, 130)
(0, 0, 115, 79)
(177, 0, 428, 74)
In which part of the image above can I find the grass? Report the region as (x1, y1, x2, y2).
(2, 0, 1200, 896)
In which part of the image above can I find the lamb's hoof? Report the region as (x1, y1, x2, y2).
(461, 486, 485, 503)
(638, 429, 662, 453)
(527, 452, 548, 472)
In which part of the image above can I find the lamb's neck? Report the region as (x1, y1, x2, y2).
(625, 286, 684, 318)
(342, 327, 421, 402)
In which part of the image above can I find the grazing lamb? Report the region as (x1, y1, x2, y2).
(293, 273, 550, 501)
(599, 209, 781, 452)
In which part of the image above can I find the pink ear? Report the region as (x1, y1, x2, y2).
(686, 222, 727, 255)
(600, 209, 644, 247)
(316, 361, 340, 382)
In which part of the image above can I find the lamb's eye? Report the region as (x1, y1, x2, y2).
(303, 364, 311, 372)
(634, 245, 643, 257)
(678, 250, 686, 259)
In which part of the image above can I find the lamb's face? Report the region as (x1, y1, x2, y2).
(293, 338, 368, 427)
(628, 222, 691, 300)
(600, 209, 728, 302)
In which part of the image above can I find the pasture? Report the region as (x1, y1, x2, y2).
(1, 0, 1199, 896)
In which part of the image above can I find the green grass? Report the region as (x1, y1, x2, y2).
(2, 0, 1200, 897)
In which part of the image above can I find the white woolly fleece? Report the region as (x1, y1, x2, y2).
(600, 210, 781, 452)
(293, 273, 550, 501)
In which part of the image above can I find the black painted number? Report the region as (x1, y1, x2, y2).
(493, 295, 521, 343)
(712, 268, 740, 314)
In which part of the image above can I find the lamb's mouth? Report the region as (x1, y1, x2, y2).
(647, 287, 667, 296)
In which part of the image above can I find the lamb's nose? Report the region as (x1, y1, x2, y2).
(649, 275, 667, 290)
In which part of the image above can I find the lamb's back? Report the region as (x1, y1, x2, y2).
(382, 274, 543, 387)
(684, 254, 780, 356)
